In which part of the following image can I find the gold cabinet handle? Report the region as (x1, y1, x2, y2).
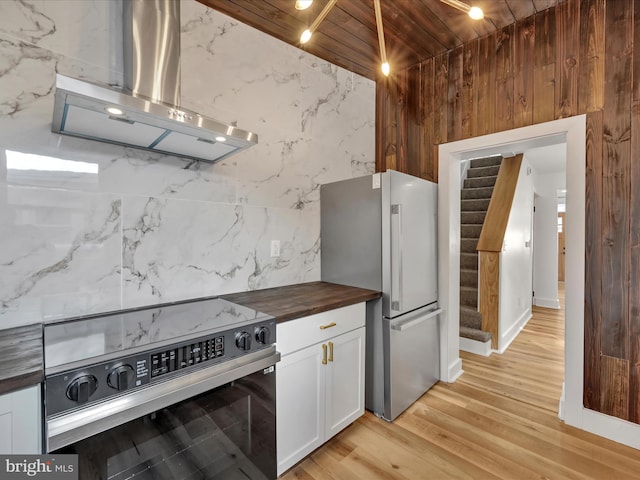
(322, 344, 327, 365)
(328, 341, 334, 362)
(320, 322, 337, 330)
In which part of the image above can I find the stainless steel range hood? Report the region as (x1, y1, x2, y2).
(51, 0, 257, 163)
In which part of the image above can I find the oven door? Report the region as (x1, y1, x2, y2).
(49, 350, 278, 480)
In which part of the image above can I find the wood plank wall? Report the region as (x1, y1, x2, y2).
(375, 0, 640, 425)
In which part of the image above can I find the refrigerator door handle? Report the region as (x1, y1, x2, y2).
(390, 309, 442, 332)
(391, 204, 403, 311)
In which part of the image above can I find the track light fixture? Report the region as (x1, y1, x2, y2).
(298, 0, 391, 76)
(373, 0, 389, 76)
(440, 0, 484, 20)
(299, 0, 337, 44)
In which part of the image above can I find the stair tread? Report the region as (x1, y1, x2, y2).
(470, 156, 503, 168)
(465, 175, 498, 179)
(460, 326, 492, 342)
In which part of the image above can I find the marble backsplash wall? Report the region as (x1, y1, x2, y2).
(0, 0, 375, 328)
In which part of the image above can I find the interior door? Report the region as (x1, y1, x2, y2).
(558, 212, 565, 282)
(387, 171, 438, 317)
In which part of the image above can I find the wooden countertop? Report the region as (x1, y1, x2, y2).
(221, 281, 381, 323)
(0, 324, 43, 395)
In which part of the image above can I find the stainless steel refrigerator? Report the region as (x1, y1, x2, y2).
(320, 169, 440, 421)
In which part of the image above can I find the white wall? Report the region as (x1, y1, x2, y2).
(533, 171, 566, 308)
(0, 0, 375, 328)
(498, 157, 534, 351)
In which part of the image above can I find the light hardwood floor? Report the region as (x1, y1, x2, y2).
(280, 284, 640, 479)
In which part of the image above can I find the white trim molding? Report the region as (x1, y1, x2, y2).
(437, 115, 640, 450)
(533, 297, 561, 309)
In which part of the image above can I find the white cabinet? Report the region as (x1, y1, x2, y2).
(276, 303, 365, 475)
(0, 385, 42, 454)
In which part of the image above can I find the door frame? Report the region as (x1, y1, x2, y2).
(437, 115, 640, 450)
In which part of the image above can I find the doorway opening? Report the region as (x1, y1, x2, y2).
(436, 116, 585, 429)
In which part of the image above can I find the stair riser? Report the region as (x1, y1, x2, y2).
(460, 253, 478, 269)
(461, 212, 486, 224)
(461, 199, 491, 212)
(460, 309, 482, 329)
(466, 165, 500, 178)
(461, 187, 494, 200)
(461, 239, 478, 253)
(460, 290, 478, 308)
(460, 269, 478, 287)
(470, 156, 503, 168)
(461, 225, 482, 238)
(464, 176, 497, 189)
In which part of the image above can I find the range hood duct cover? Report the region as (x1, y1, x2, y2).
(51, 0, 257, 164)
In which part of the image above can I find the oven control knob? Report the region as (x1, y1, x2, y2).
(107, 364, 135, 391)
(66, 375, 98, 404)
(255, 326, 271, 345)
(235, 331, 252, 351)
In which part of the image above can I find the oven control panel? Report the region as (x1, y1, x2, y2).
(45, 318, 276, 417)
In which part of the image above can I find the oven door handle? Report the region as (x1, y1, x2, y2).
(46, 347, 280, 452)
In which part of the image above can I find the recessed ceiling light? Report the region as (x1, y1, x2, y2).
(215, 136, 227, 142)
(106, 107, 124, 115)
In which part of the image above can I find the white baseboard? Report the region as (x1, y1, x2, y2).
(447, 357, 464, 382)
(459, 336, 492, 357)
(498, 310, 532, 354)
(533, 297, 560, 309)
(561, 382, 640, 450)
(582, 409, 640, 450)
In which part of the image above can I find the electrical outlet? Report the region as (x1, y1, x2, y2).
(270, 240, 280, 257)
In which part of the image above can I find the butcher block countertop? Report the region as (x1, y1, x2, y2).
(221, 281, 381, 323)
(0, 324, 43, 395)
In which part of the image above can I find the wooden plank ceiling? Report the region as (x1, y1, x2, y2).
(197, 0, 562, 81)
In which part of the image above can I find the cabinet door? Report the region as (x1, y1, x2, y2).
(325, 327, 365, 440)
(0, 386, 41, 454)
(276, 344, 325, 475)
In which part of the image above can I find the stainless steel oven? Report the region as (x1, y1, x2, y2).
(43, 297, 279, 480)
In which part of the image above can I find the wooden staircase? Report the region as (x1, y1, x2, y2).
(459, 156, 503, 343)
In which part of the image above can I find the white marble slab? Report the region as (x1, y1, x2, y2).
(0, 0, 374, 329)
(180, 1, 300, 136)
(121, 196, 320, 307)
(0, 0, 120, 85)
(0, 186, 122, 327)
